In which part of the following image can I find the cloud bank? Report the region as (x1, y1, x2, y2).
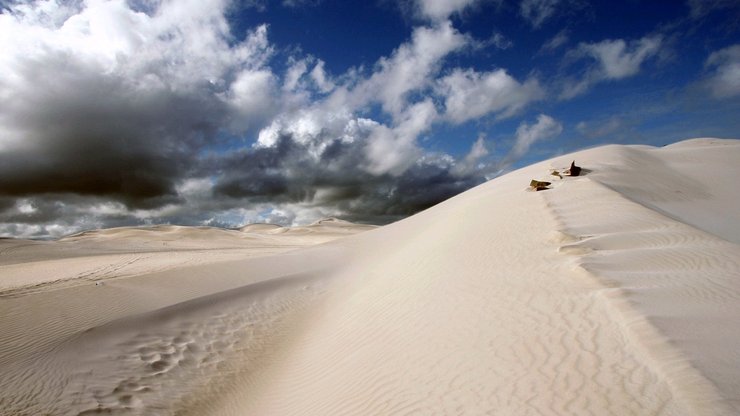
(0, 0, 549, 238)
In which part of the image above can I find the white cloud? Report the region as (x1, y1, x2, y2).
(540, 29, 569, 52)
(437, 68, 544, 123)
(130, 204, 182, 220)
(0, 223, 75, 239)
(176, 178, 214, 198)
(414, 0, 484, 21)
(283, 58, 308, 92)
(687, 0, 739, 19)
(363, 124, 418, 176)
(507, 114, 562, 162)
(475, 31, 512, 50)
(226, 69, 278, 131)
(255, 90, 441, 177)
(520, 0, 559, 28)
(0, 0, 277, 143)
(584, 36, 663, 79)
(354, 21, 468, 117)
(256, 106, 355, 152)
(453, 134, 489, 176)
(310, 60, 335, 93)
(704, 44, 740, 98)
(341, 117, 380, 143)
(16, 199, 37, 214)
(253, 18, 543, 180)
(281, 57, 334, 95)
(254, 21, 469, 177)
(561, 35, 663, 99)
(393, 99, 439, 140)
(84, 202, 129, 217)
(489, 32, 512, 49)
(363, 100, 437, 175)
(257, 204, 340, 227)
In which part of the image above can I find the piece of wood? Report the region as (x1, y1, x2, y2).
(569, 161, 581, 176)
(530, 180, 551, 191)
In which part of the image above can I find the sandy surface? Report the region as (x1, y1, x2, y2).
(1, 138, 738, 415)
(0, 219, 373, 296)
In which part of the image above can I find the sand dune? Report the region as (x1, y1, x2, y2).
(0, 221, 373, 296)
(1, 138, 739, 415)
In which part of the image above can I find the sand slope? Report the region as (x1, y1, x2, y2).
(0, 220, 374, 296)
(1, 138, 738, 415)
(544, 139, 740, 412)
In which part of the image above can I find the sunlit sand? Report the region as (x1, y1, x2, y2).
(1, 138, 738, 415)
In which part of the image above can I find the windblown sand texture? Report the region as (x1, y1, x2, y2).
(1, 138, 738, 415)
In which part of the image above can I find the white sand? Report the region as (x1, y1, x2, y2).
(1, 138, 738, 415)
(0, 219, 374, 295)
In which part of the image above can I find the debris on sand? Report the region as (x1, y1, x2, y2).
(529, 180, 551, 191)
(566, 161, 581, 176)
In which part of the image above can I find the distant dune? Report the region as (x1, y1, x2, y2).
(0, 220, 374, 296)
(1, 138, 738, 415)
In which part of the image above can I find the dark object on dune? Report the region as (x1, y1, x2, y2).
(568, 161, 581, 176)
(530, 180, 551, 191)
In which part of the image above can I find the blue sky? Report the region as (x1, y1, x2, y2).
(0, 0, 738, 238)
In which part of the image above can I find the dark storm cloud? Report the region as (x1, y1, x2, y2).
(0, 52, 230, 208)
(0, 198, 64, 224)
(0, 0, 280, 238)
(205, 134, 485, 224)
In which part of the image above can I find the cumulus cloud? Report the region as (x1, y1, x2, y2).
(413, 0, 485, 21)
(437, 68, 545, 123)
(353, 21, 468, 116)
(561, 35, 663, 98)
(310, 60, 335, 93)
(281, 57, 335, 95)
(226, 69, 279, 130)
(0, 0, 275, 208)
(452, 134, 489, 176)
(501, 114, 562, 167)
(582, 37, 663, 79)
(364, 100, 437, 175)
(255, 21, 471, 176)
(282, 58, 308, 92)
(704, 44, 740, 98)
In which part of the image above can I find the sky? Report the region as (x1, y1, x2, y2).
(0, 0, 739, 239)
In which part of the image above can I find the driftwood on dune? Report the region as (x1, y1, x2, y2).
(567, 161, 581, 176)
(529, 180, 551, 191)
